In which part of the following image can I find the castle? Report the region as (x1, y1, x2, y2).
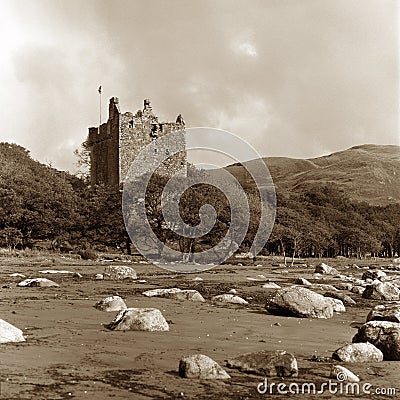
(86, 97, 186, 186)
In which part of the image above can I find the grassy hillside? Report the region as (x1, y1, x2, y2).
(228, 144, 400, 206)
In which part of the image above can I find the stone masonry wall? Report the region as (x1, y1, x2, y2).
(87, 97, 186, 187)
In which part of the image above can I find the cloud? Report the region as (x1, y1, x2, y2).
(0, 0, 398, 171)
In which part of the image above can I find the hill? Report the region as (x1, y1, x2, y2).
(227, 144, 400, 206)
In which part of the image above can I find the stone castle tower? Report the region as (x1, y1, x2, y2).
(86, 97, 186, 186)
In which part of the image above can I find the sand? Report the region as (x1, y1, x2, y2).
(0, 255, 399, 399)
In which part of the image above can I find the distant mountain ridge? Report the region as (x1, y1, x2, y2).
(226, 144, 400, 206)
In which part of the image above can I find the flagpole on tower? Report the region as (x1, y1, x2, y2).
(98, 85, 102, 128)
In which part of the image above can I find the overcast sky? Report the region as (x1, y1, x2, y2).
(0, 0, 398, 172)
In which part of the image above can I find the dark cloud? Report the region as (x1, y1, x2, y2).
(0, 0, 398, 170)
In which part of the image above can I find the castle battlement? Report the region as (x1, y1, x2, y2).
(87, 97, 186, 187)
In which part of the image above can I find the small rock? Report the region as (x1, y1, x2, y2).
(228, 289, 237, 294)
(103, 265, 137, 280)
(324, 291, 356, 305)
(179, 354, 230, 379)
(95, 273, 104, 280)
(330, 365, 359, 382)
(261, 282, 281, 289)
(0, 319, 25, 343)
(105, 308, 169, 332)
(17, 278, 59, 287)
(366, 303, 400, 323)
(351, 286, 365, 295)
(324, 297, 346, 313)
(314, 263, 339, 275)
(295, 277, 312, 286)
(333, 342, 383, 362)
(143, 288, 205, 302)
(192, 277, 203, 281)
(94, 296, 127, 312)
(334, 283, 353, 291)
(211, 294, 248, 305)
(226, 350, 298, 377)
(362, 270, 387, 281)
(9, 273, 25, 278)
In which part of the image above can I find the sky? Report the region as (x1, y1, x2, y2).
(0, 0, 398, 172)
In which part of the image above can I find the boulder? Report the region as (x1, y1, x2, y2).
(332, 342, 383, 362)
(366, 303, 400, 323)
(324, 291, 356, 305)
(9, 273, 25, 278)
(105, 308, 169, 332)
(325, 297, 346, 313)
(362, 282, 400, 301)
(179, 354, 230, 379)
(330, 365, 359, 383)
(226, 350, 298, 377)
(17, 278, 59, 287)
(0, 319, 25, 343)
(103, 265, 137, 280)
(267, 286, 334, 319)
(94, 296, 127, 312)
(143, 288, 205, 302)
(362, 270, 387, 281)
(314, 263, 339, 275)
(352, 320, 400, 360)
(211, 294, 248, 305)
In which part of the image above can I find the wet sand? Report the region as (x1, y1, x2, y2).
(0, 255, 399, 399)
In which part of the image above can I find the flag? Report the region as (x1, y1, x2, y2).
(98, 85, 102, 94)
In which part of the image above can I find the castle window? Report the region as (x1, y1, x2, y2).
(165, 149, 170, 156)
(128, 119, 134, 128)
(154, 148, 158, 154)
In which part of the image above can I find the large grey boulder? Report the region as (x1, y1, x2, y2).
(332, 342, 383, 362)
(103, 265, 137, 280)
(366, 303, 400, 323)
(362, 270, 387, 281)
(352, 320, 400, 360)
(17, 278, 59, 287)
(362, 282, 400, 301)
(226, 350, 298, 377)
(143, 288, 205, 302)
(0, 319, 25, 343)
(212, 294, 248, 305)
(314, 263, 339, 275)
(105, 308, 169, 332)
(94, 296, 127, 312)
(179, 354, 230, 379)
(267, 286, 334, 318)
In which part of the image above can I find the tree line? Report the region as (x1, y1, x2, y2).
(0, 143, 399, 261)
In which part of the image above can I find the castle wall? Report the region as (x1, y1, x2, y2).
(87, 97, 186, 187)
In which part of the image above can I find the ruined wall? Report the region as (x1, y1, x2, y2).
(119, 99, 186, 182)
(87, 97, 120, 187)
(87, 97, 186, 187)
